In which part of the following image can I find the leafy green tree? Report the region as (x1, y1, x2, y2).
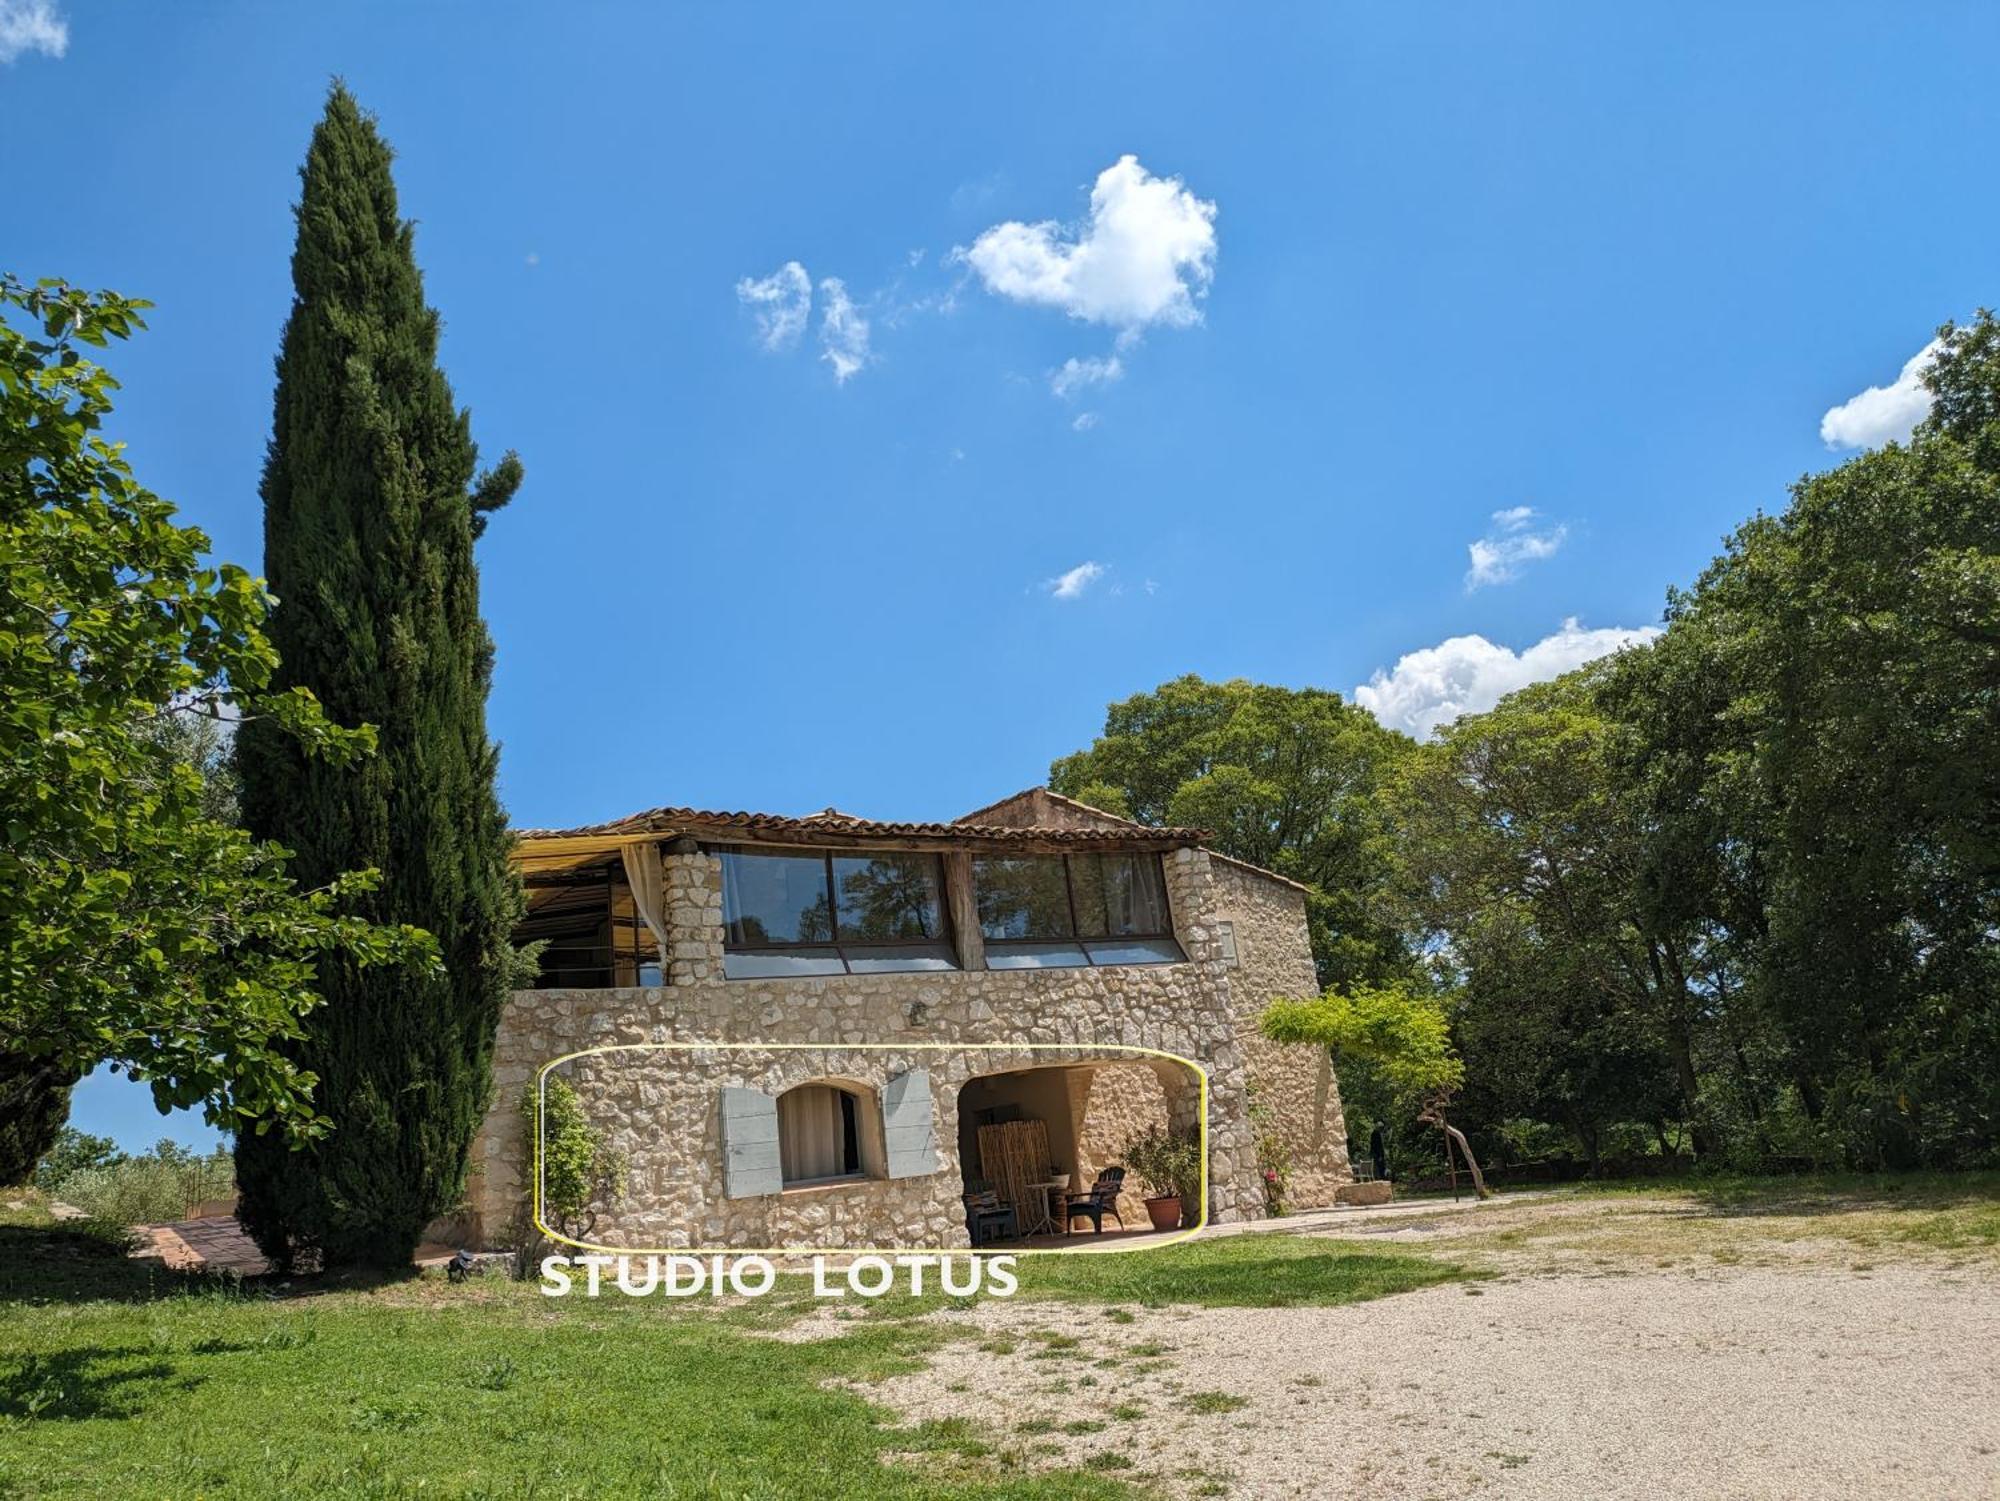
(1262, 983, 1489, 1195)
(32, 1127, 124, 1190)
(1389, 671, 1715, 1160)
(1051, 676, 1412, 987)
(233, 85, 524, 1269)
(1400, 312, 2000, 1175)
(0, 273, 433, 1184)
(1599, 310, 2000, 1169)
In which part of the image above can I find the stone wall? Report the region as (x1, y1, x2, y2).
(1207, 857, 1352, 1211)
(1069, 855, 1351, 1222)
(469, 843, 1323, 1250)
(1071, 1062, 1171, 1225)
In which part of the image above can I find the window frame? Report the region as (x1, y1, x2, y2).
(718, 846, 958, 978)
(974, 851, 1184, 968)
(774, 1080, 873, 1189)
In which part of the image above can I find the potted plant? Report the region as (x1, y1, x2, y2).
(1124, 1126, 1202, 1231)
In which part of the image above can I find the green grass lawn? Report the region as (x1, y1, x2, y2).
(0, 1204, 1468, 1500)
(931, 1233, 1472, 1313)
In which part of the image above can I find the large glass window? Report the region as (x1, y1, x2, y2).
(721, 849, 956, 978)
(722, 852, 835, 946)
(1069, 852, 1170, 937)
(973, 853, 1183, 969)
(972, 856, 1074, 940)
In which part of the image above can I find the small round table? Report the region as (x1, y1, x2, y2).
(1024, 1179, 1070, 1236)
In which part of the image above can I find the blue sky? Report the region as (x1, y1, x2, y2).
(6, 2, 1995, 1149)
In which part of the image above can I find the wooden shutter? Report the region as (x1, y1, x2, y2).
(720, 1086, 782, 1198)
(880, 1068, 939, 1180)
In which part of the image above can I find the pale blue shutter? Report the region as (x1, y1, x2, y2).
(720, 1086, 782, 1198)
(881, 1069, 939, 1180)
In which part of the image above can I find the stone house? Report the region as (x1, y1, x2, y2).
(468, 788, 1351, 1250)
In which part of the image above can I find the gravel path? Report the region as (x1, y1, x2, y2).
(872, 1265, 2000, 1499)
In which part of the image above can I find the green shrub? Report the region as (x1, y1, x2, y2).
(1249, 1086, 1292, 1216)
(33, 1127, 124, 1189)
(54, 1141, 234, 1225)
(519, 1076, 627, 1240)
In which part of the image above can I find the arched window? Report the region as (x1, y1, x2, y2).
(778, 1082, 872, 1186)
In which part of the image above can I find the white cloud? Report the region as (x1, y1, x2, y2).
(817, 277, 871, 383)
(1050, 354, 1123, 399)
(1466, 506, 1566, 591)
(1044, 560, 1106, 600)
(1820, 337, 1941, 449)
(735, 261, 812, 351)
(1071, 412, 1100, 432)
(1354, 618, 1661, 739)
(961, 155, 1217, 332)
(0, 0, 66, 62)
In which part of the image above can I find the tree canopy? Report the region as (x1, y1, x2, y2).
(1050, 675, 1412, 988)
(1385, 310, 2000, 1174)
(1071, 314, 1998, 1180)
(1261, 984, 1461, 1099)
(0, 273, 432, 1177)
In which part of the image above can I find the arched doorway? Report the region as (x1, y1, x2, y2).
(954, 1056, 1194, 1240)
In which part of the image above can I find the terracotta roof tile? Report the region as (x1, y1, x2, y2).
(512, 804, 1208, 845)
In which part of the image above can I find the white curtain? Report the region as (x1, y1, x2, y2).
(620, 840, 672, 966)
(779, 1085, 849, 1183)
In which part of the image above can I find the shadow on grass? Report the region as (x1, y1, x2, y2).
(0, 1221, 439, 1308)
(0, 1347, 190, 1422)
(0, 1222, 211, 1307)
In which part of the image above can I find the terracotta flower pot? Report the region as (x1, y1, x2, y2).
(1144, 1195, 1182, 1232)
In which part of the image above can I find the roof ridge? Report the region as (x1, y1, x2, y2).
(951, 785, 1152, 829)
(1037, 788, 1150, 828)
(513, 800, 1208, 844)
(950, 786, 1046, 825)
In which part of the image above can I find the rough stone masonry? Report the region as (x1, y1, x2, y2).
(469, 842, 1349, 1250)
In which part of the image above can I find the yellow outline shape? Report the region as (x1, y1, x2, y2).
(533, 1041, 1209, 1257)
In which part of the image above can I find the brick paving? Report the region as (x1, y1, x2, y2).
(134, 1216, 272, 1275)
(132, 1215, 467, 1276)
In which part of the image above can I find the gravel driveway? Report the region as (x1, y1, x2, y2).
(873, 1263, 2000, 1498)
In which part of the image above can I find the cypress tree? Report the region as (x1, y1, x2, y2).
(235, 84, 523, 1269)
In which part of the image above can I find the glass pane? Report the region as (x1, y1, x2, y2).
(1071, 853, 1169, 936)
(834, 854, 946, 941)
(721, 851, 833, 945)
(842, 943, 959, 974)
(974, 856, 1074, 940)
(984, 941, 1091, 970)
(722, 947, 845, 978)
(1069, 855, 1107, 936)
(778, 1084, 861, 1182)
(1082, 937, 1183, 967)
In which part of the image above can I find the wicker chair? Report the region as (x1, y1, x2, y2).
(962, 1184, 1019, 1246)
(1064, 1167, 1126, 1233)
